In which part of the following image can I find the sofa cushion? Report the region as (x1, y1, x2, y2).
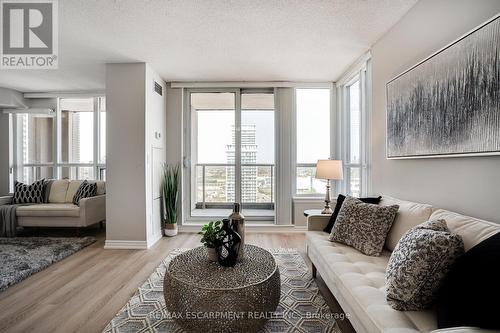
(386, 219, 464, 311)
(95, 181, 106, 195)
(64, 180, 105, 202)
(329, 196, 399, 256)
(65, 180, 83, 203)
(16, 204, 80, 217)
(381, 195, 434, 251)
(429, 209, 500, 251)
(48, 179, 70, 203)
(306, 231, 437, 333)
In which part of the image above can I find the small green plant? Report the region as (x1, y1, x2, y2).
(162, 164, 180, 225)
(199, 221, 225, 248)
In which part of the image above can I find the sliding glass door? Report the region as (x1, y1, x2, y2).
(188, 90, 275, 221)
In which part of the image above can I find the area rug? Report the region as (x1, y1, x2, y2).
(0, 236, 96, 291)
(103, 248, 340, 333)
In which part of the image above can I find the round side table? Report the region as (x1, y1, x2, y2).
(163, 244, 280, 332)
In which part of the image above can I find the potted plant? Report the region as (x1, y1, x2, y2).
(162, 164, 180, 237)
(199, 220, 225, 261)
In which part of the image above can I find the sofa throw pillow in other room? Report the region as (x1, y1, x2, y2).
(386, 219, 464, 311)
(72, 180, 97, 206)
(12, 179, 46, 204)
(323, 194, 382, 233)
(436, 231, 500, 329)
(328, 196, 399, 256)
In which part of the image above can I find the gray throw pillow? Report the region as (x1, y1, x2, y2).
(328, 196, 399, 256)
(386, 219, 464, 311)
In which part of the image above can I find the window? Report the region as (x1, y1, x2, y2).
(99, 97, 106, 164)
(341, 65, 369, 197)
(295, 88, 330, 196)
(11, 96, 106, 185)
(187, 90, 275, 220)
(346, 80, 361, 197)
(14, 113, 54, 184)
(60, 98, 95, 180)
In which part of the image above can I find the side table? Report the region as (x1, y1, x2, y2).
(303, 209, 331, 217)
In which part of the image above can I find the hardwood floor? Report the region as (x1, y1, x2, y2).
(0, 229, 354, 333)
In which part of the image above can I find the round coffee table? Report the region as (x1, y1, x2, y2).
(163, 244, 280, 332)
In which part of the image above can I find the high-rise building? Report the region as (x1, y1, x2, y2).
(226, 125, 258, 202)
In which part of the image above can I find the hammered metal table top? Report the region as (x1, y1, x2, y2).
(166, 244, 277, 290)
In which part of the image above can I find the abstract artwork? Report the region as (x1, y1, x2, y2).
(386, 15, 500, 158)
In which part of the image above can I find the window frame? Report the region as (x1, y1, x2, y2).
(293, 86, 335, 198)
(338, 63, 370, 197)
(183, 88, 278, 223)
(10, 95, 106, 187)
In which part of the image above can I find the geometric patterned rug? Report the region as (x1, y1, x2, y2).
(103, 248, 340, 333)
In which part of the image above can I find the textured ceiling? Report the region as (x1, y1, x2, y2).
(0, 0, 417, 92)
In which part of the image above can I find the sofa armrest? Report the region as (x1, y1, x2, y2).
(0, 195, 13, 206)
(80, 195, 106, 226)
(307, 214, 331, 231)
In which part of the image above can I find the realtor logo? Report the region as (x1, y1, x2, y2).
(1, 0, 58, 69)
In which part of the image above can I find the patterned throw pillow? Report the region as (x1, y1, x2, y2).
(12, 179, 46, 204)
(386, 219, 464, 311)
(323, 194, 382, 233)
(72, 180, 97, 206)
(328, 196, 399, 256)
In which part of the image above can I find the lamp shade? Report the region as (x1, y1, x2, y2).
(315, 160, 343, 180)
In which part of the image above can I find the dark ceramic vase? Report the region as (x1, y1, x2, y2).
(216, 218, 242, 267)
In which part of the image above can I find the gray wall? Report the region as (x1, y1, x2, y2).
(371, 0, 500, 222)
(106, 63, 147, 242)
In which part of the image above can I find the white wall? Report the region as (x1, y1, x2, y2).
(371, 0, 500, 222)
(106, 63, 166, 248)
(105, 63, 166, 248)
(165, 86, 184, 223)
(293, 198, 323, 227)
(145, 65, 167, 246)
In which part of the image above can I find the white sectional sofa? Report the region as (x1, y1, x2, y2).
(0, 179, 106, 229)
(306, 195, 500, 333)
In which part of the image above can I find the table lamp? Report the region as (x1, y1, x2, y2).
(315, 159, 343, 214)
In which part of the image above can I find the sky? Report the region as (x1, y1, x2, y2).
(197, 110, 274, 164)
(296, 88, 330, 163)
(195, 88, 331, 165)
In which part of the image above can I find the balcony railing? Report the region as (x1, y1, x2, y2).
(13, 163, 106, 185)
(195, 163, 275, 210)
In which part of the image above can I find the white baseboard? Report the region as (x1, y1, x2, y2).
(147, 232, 163, 248)
(105, 232, 164, 250)
(178, 224, 306, 233)
(104, 240, 148, 249)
